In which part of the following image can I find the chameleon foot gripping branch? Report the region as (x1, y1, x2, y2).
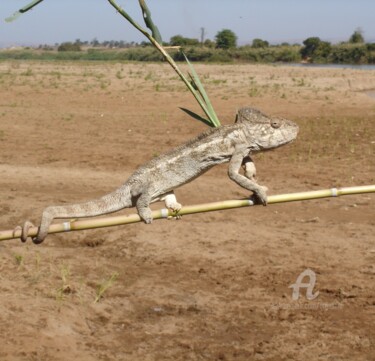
(1, 185, 374, 242)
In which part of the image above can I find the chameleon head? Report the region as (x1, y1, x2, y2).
(236, 107, 299, 151)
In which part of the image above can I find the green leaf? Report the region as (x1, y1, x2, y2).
(138, 0, 163, 44)
(180, 108, 213, 128)
(108, 0, 219, 129)
(5, 0, 45, 22)
(5, 12, 21, 23)
(182, 52, 221, 127)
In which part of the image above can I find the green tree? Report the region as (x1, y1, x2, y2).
(90, 38, 100, 47)
(349, 28, 365, 44)
(251, 38, 269, 48)
(300, 37, 331, 61)
(57, 42, 81, 52)
(203, 39, 216, 48)
(169, 35, 199, 47)
(215, 29, 237, 49)
(169, 35, 185, 46)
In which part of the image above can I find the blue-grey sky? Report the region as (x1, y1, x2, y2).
(1, 0, 375, 47)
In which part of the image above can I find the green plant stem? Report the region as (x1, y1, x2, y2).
(7, 0, 220, 126)
(107, 0, 219, 126)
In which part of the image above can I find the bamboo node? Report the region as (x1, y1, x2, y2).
(160, 208, 169, 218)
(331, 188, 338, 197)
(63, 222, 71, 231)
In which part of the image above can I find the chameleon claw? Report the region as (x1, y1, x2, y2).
(167, 210, 182, 220)
(32, 236, 44, 245)
(249, 192, 268, 206)
(254, 185, 268, 206)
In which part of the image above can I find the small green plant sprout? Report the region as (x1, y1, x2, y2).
(55, 264, 72, 300)
(34, 252, 41, 272)
(94, 272, 119, 304)
(13, 253, 24, 266)
(6, 0, 221, 128)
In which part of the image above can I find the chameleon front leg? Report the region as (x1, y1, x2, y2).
(135, 192, 154, 224)
(228, 151, 268, 205)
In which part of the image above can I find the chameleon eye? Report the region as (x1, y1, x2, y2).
(271, 120, 281, 129)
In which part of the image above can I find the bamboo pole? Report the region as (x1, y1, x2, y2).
(1, 185, 374, 242)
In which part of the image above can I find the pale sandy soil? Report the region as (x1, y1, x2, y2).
(0, 61, 375, 360)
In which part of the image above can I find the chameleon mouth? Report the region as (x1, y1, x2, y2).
(281, 124, 299, 144)
(255, 126, 298, 152)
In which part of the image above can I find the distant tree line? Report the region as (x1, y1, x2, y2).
(2, 28, 374, 64)
(299, 29, 374, 64)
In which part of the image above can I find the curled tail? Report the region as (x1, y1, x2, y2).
(25, 185, 132, 244)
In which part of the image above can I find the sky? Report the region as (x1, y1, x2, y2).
(1, 0, 375, 47)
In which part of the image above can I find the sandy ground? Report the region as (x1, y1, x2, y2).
(0, 61, 375, 360)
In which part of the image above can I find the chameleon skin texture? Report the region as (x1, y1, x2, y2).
(18, 107, 298, 244)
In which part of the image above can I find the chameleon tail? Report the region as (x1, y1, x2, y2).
(28, 186, 132, 243)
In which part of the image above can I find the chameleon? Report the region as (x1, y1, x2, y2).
(17, 107, 298, 244)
